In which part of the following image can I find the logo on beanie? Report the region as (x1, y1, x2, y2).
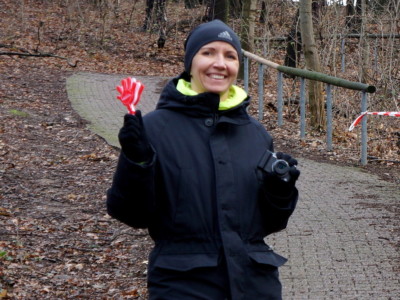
(218, 31, 233, 41)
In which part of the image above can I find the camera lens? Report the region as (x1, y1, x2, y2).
(272, 160, 290, 175)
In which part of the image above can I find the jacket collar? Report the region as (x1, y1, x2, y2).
(156, 73, 251, 125)
(176, 78, 247, 111)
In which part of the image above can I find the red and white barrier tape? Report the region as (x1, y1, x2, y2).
(349, 111, 400, 131)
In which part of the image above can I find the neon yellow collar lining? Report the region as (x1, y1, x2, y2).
(176, 79, 247, 111)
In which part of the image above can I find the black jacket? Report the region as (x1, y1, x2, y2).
(107, 74, 298, 299)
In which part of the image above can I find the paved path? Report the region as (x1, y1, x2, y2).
(67, 72, 399, 299)
(67, 72, 170, 148)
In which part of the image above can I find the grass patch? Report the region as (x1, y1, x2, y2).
(9, 109, 29, 117)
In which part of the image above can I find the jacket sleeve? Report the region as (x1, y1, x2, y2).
(255, 139, 299, 236)
(260, 184, 298, 236)
(106, 151, 156, 228)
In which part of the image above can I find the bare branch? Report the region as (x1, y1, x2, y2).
(0, 50, 79, 67)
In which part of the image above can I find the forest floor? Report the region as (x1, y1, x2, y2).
(0, 1, 399, 299)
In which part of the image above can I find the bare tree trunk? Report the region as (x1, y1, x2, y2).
(300, 0, 326, 130)
(346, 0, 362, 33)
(142, 0, 167, 48)
(215, 0, 229, 22)
(204, 0, 214, 21)
(359, 0, 370, 83)
(230, 0, 242, 18)
(241, 0, 257, 52)
(142, 0, 155, 31)
(260, 1, 267, 23)
(205, 0, 229, 22)
(284, 9, 301, 71)
(184, 0, 198, 9)
(156, 0, 167, 48)
(345, 0, 355, 29)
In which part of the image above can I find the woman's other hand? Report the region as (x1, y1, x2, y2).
(118, 111, 152, 163)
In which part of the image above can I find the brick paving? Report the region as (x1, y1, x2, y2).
(67, 72, 399, 299)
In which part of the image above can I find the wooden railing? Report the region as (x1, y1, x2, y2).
(242, 50, 376, 165)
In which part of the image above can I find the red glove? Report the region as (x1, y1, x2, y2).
(116, 77, 144, 115)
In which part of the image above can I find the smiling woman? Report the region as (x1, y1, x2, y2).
(107, 19, 300, 300)
(190, 42, 240, 101)
(182, 20, 242, 102)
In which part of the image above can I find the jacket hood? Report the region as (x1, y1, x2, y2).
(156, 72, 251, 119)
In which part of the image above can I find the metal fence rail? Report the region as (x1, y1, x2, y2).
(242, 50, 376, 165)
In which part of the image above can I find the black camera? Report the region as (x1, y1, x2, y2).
(257, 150, 291, 182)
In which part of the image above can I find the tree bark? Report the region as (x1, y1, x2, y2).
(241, 0, 257, 52)
(205, 0, 229, 22)
(142, 0, 155, 31)
(346, 0, 362, 32)
(156, 0, 167, 48)
(230, 0, 242, 18)
(184, 0, 199, 9)
(284, 9, 301, 71)
(359, 0, 370, 83)
(300, 0, 326, 130)
(214, 0, 229, 22)
(260, 1, 267, 23)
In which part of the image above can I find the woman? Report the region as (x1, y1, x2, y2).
(107, 20, 300, 300)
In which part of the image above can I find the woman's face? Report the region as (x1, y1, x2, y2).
(190, 41, 240, 101)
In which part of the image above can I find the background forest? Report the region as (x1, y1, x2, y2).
(0, 0, 399, 298)
(1, 0, 399, 164)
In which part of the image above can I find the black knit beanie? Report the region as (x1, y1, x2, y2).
(184, 20, 242, 74)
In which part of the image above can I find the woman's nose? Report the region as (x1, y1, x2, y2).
(213, 54, 227, 68)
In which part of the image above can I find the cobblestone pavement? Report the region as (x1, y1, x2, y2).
(67, 72, 399, 300)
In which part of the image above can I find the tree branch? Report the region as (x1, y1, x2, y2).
(0, 50, 79, 67)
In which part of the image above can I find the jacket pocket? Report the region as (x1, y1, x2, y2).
(248, 250, 287, 268)
(153, 253, 219, 272)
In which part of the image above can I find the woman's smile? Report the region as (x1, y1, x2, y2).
(190, 41, 239, 101)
